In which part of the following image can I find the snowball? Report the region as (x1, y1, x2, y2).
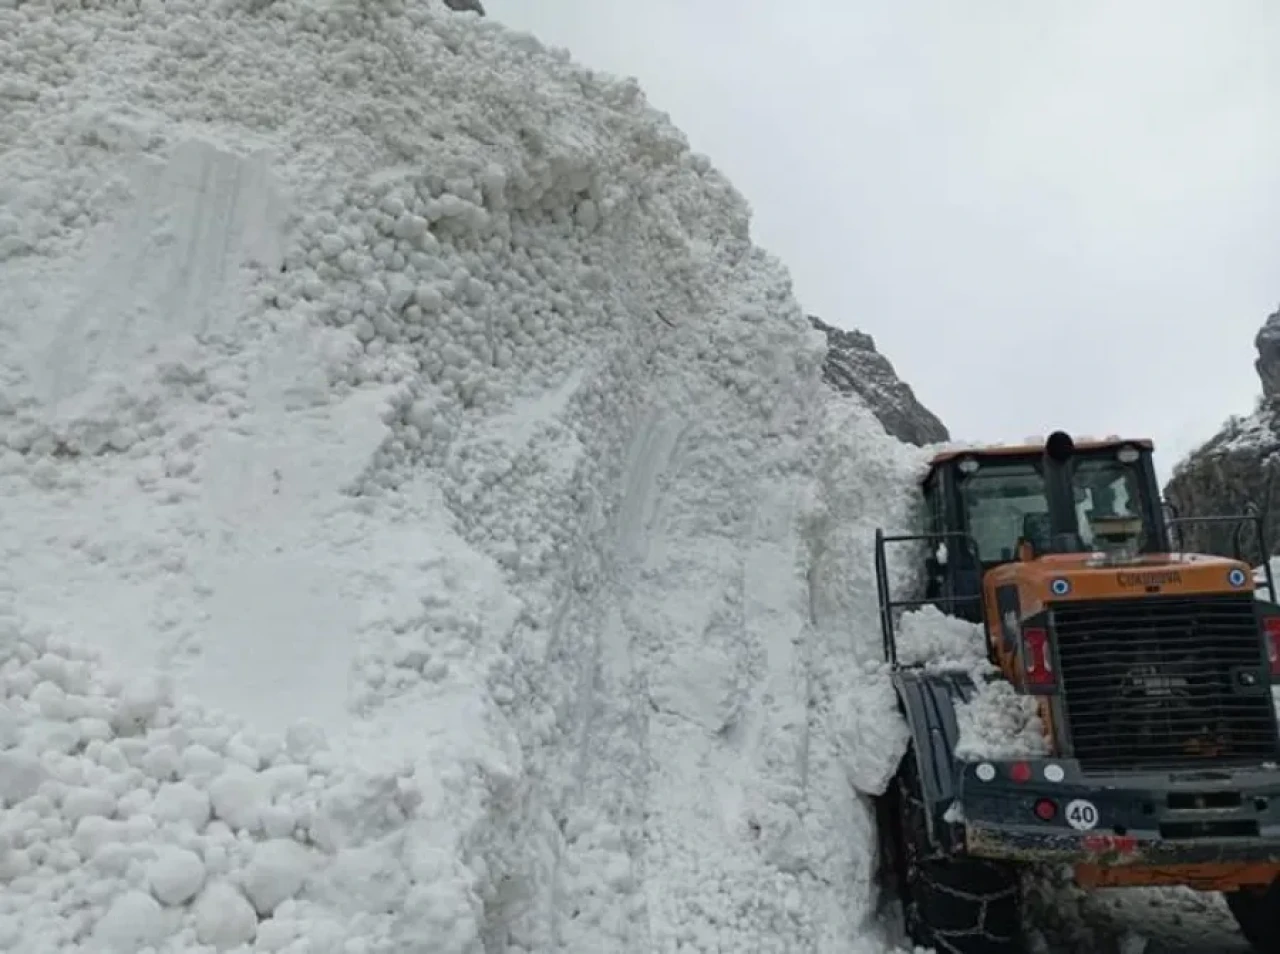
(148, 845, 206, 905)
(180, 743, 225, 781)
(0, 751, 45, 807)
(62, 785, 117, 821)
(255, 917, 298, 951)
(93, 890, 165, 951)
(0, 708, 18, 748)
(72, 816, 131, 858)
(142, 743, 182, 780)
(30, 680, 70, 719)
(260, 804, 297, 839)
(208, 767, 268, 831)
(0, 848, 33, 881)
(152, 780, 212, 829)
(114, 673, 167, 729)
(242, 838, 312, 915)
(194, 881, 257, 948)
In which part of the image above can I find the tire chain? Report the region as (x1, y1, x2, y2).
(897, 758, 1024, 953)
(916, 863, 1022, 952)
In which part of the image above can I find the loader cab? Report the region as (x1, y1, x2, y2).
(922, 433, 1169, 621)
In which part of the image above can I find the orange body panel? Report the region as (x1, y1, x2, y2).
(1074, 862, 1280, 891)
(984, 550, 1253, 617)
(979, 550, 1256, 750)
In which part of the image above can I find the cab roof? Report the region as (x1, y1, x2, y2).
(926, 436, 1154, 473)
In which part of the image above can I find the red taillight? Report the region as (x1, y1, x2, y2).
(1264, 617, 1280, 678)
(1009, 762, 1032, 783)
(1033, 798, 1058, 822)
(1022, 626, 1056, 687)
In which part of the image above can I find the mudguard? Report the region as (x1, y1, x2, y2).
(890, 667, 978, 852)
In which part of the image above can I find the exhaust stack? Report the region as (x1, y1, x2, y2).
(1043, 430, 1080, 552)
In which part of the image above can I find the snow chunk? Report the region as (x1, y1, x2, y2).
(92, 890, 165, 951)
(241, 838, 311, 915)
(834, 669, 911, 796)
(895, 604, 991, 675)
(194, 881, 257, 948)
(147, 845, 206, 905)
(61, 785, 117, 821)
(0, 751, 45, 806)
(955, 678, 1050, 760)
(151, 780, 211, 829)
(208, 766, 268, 832)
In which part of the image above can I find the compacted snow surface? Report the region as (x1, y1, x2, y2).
(0, 2, 934, 952)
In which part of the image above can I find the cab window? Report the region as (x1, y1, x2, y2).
(922, 473, 944, 537)
(1072, 456, 1152, 550)
(957, 462, 1049, 562)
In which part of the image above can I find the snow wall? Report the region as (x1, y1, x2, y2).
(0, 2, 930, 951)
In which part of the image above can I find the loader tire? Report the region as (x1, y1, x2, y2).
(1225, 878, 1280, 954)
(890, 748, 1027, 954)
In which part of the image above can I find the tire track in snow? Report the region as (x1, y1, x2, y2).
(40, 139, 284, 407)
(540, 408, 689, 953)
(629, 420, 827, 952)
(0, 139, 296, 707)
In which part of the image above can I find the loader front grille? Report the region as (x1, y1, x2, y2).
(1052, 594, 1280, 772)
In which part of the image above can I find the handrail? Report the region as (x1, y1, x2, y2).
(874, 529, 987, 667)
(1165, 509, 1276, 603)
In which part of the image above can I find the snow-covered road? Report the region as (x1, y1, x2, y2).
(1035, 886, 1251, 954)
(1109, 891, 1249, 954)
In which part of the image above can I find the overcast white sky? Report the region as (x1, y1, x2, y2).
(486, 0, 1280, 484)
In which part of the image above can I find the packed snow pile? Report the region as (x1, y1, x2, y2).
(889, 605, 1048, 762)
(954, 680, 1050, 762)
(0, 618, 362, 953)
(0, 2, 928, 952)
(893, 605, 989, 675)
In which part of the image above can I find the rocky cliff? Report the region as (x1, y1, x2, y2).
(1164, 306, 1280, 558)
(808, 315, 949, 447)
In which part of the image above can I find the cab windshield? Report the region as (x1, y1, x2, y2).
(960, 462, 1046, 562)
(1072, 457, 1149, 551)
(957, 452, 1154, 562)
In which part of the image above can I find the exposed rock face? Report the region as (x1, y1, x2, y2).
(1256, 306, 1280, 401)
(1164, 305, 1280, 559)
(809, 315, 949, 447)
(443, 0, 485, 14)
